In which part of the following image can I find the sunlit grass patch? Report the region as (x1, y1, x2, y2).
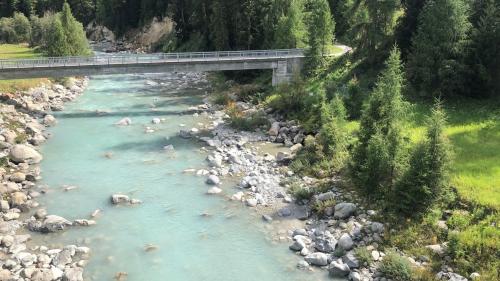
(0, 44, 47, 92)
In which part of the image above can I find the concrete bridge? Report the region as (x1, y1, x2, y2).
(0, 49, 305, 86)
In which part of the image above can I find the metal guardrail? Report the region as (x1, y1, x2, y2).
(0, 49, 305, 70)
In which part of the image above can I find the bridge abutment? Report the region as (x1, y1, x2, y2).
(272, 58, 303, 86)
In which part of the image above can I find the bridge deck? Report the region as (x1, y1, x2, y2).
(0, 49, 304, 70)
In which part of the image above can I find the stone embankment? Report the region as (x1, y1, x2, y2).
(0, 78, 91, 281)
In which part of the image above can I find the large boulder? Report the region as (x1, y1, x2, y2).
(334, 203, 356, 219)
(329, 260, 350, 277)
(30, 268, 54, 281)
(206, 175, 220, 185)
(42, 215, 72, 232)
(63, 267, 83, 281)
(10, 192, 27, 208)
(111, 194, 130, 204)
(314, 237, 337, 253)
(337, 233, 354, 251)
(268, 122, 280, 136)
(304, 252, 328, 266)
(342, 251, 359, 269)
(9, 145, 43, 164)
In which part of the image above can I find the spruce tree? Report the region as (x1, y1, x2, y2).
(305, 0, 335, 73)
(351, 46, 408, 194)
(467, 0, 500, 98)
(318, 95, 349, 173)
(209, 0, 229, 51)
(394, 101, 451, 216)
(274, 0, 306, 49)
(407, 0, 471, 97)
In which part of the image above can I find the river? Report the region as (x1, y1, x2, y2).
(29, 72, 332, 281)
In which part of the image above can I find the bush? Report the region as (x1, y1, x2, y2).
(312, 198, 336, 216)
(379, 251, 413, 281)
(448, 214, 500, 275)
(354, 247, 371, 266)
(0, 13, 31, 43)
(227, 105, 269, 132)
(288, 182, 314, 201)
(446, 210, 472, 231)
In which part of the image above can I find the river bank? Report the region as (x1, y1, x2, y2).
(0, 77, 90, 280)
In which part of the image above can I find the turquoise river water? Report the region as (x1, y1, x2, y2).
(30, 73, 334, 281)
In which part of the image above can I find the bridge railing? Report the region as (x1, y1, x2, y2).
(0, 49, 305, 69)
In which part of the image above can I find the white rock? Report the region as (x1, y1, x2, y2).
(206, 187, 222, 194)
(9, 144, 43, 164)
(116, 118, 132, 126)
(304, 252, 328, 266)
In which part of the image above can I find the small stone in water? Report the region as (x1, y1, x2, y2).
(144, 244, 158, 252)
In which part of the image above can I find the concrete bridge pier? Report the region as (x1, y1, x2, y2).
(272, 58, 303, 86)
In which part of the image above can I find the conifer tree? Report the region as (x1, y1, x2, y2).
(318, 95, 349, 172)
(305, 0, 335, 73)
(394, 100, 451, 216)
(274, 0, 306, 49)
(351, 46, 408, 194)
(407, 0, 471, 97)
(209, 0, 229, 51)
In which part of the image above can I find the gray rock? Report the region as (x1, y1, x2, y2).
(116, 118, 132, 126)
(342, 252, 359, 269)
(268, 122, 280, 136)
(289, 240, 306, 251)
(53, 249, 73, 266)
(63, 267, 83, 281)
(206, 187, 222, 194)
(349, 271, 362, 281)
(43, 115, 57, 126)
(436, 272, 468, 281)
(262, 215, 273, 222)
(111, 194, 130, 204)
(10, 192, 27, 207)
(334, 203, 356, 219)
(9, 144, 43, 164)
(42, 215, 72, 232)
(35, 208, 48, 219)
(246, 198, 258, 207)
(278, 207, 292, 217)
(206, 175, 221, 185)
(315, 191, 335, 202)
(293, 229, 308, 236)
(371, 222, 385, 233)
(338, 233, 354, 251)
(426, 244, 445, 256)
(315, 237, 337, 253)
(297, 260, 310, 270)
(304, 252, 329, 266)
(329, 260, 350, 277)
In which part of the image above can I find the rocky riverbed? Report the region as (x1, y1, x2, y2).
(0, 78, 90, 281)
(180, 96, 469, 281)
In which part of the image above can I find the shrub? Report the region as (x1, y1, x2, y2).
(227, 105, 269, 131)
(288, 182, 314, 201)
(448, 214, 500, 275)
(446, 210, 472, 231)
(379, 251, 413, 281)
(354, 247, 371, 266)
(0, 13, 31, 43)
(312, 198, 336, 216)
(213, 92, 232, 105)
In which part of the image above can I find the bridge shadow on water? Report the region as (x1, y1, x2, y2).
(106, 134, 200, 153)
(52, 109, 199, 119)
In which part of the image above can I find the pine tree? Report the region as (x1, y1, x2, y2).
(305, 0, 335, 73)
(394, 100, 451, 216)
(318, 95, 349, 173)
(407, 0, 471, 97)
(60, 2, 91, 56)
(274, 0, 306, 49)
(467, 0, 500, 98)
(395, 0, 428, 59)
(209, 0, 229, 50)
(351, 46, 408, 194)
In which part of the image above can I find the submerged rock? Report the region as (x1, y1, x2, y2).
(206, 175, 220, 185)
(116, 118, 132, 126)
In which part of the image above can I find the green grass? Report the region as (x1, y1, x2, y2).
(409, 98, 500, 210)
(0, 43, 48, 92)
